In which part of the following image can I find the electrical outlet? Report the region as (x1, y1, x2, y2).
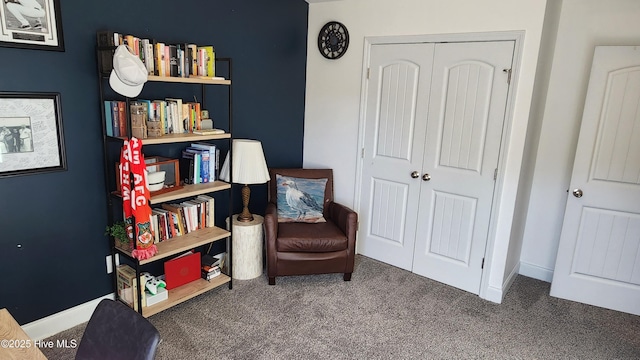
(105, 254, 121, 274)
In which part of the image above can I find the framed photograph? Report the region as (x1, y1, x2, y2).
(0, 0, 64, 51)
(0, 92, 66, 177)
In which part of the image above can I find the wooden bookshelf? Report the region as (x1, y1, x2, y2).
(99, 35, 234, 317)
(142, 275, 230, 317)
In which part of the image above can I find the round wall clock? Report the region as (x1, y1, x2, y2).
(317, 21, 349, 60)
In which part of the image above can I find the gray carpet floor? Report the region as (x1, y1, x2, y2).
(43, 255, 640, 359)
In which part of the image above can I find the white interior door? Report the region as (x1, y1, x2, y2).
(358, 43, 435, 270)
(412, 41, 514, 294)
(358, 41, 514, 294)
(550, 46, 640, 316)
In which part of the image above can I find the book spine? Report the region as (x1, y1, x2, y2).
(111, 101, 120, 137)
(203, 46, 215, 77)
(104, 101, 113, 137)
(200, 151, 210, 183)
(188, 44, 198, 76)
(118, 101, 127, 137)
(169, 45, 178, 77)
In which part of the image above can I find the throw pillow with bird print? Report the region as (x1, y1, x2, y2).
(276, 174, 327, 223)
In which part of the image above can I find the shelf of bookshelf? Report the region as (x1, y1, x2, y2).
(143, 132, 231, 145)
(142, 275, 231, 317)
(147, 75, 231, 86)
(106, 133, 230, 145)
(150, 181, 230, 204)
(118, 226, 231, 265)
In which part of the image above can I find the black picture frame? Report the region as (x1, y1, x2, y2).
(0, 0, 64, 51)
(0, 92, 66, 177)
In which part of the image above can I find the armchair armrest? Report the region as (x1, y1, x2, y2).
(327, 201, 358, 273)
(264, 202, 278, 276)
(327, 201, 357, 236)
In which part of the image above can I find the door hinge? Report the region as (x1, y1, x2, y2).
(481, 258, 485, 269)
(361, 148, 365, 158)
(494, 168, 498, 180)
(503, 68, 512, 85)
(367, 68, 370, 79)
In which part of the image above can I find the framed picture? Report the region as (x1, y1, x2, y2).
(0, 0, 64, 51)
(0, 92, 66, 177)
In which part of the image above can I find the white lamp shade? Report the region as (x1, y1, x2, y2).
(220, 139, 269, 184)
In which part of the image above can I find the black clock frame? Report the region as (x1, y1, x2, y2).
(317, 21, 349, 60)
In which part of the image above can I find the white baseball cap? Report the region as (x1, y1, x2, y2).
(109, 45, 147, 98)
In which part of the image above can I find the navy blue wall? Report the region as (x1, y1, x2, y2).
(0, 0, 308, 324)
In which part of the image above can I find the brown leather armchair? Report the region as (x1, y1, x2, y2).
(264, 168, 358, 285)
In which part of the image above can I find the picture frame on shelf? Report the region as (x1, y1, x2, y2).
(0, 92, 67, 178)
(115, 156, 182, 195)
(0, 0, 64, 51)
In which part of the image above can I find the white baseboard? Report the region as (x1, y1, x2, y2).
(519, 261, 553, 282)
(22, 293, 115, 340)
(483, 284, 504, 303)
(482, 262, 520, 304)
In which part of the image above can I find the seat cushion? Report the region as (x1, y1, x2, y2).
(277, 221, 347, 253)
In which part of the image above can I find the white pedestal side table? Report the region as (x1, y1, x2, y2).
(227, 214, 264, 280)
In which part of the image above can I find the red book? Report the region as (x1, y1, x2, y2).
(117, 101, 127, 137)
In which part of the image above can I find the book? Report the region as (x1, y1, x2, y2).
(213, 252, 228, 275)
(201, 254, 219, 268)
(117, 101, 127, 137)
(181, 150, 200, 184)
(150, 211, 160, 243)
(110, 101, 120, 137)
(154, 42, 165, 76)
(96, 30, 116, 74)
(196, 194, 215, 227)
(181, 43, 192, 78)
(202, 264, 219, 273)
(152, 100, 167, 134)
(104, 101, 113, 137)
(169, 45, 178, 77)
(187, 44, 198, 76)
(199, 45, 215, 77)
(180, 156, 195, 185)
(184, 147, 208, 183)
(189, 75, 226, 81)
(202, 266, 221, 280)
(161, 203, 187, 236)
(192, 129, 225, 135)
(116, 264, 146, 310)
(190, 143, 216, 181)
(166, 98, 184, 134)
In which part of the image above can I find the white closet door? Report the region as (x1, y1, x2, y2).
(412, 41, 514, 294)
(358, 43, 435, 270)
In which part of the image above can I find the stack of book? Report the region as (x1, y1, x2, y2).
(180, 143, 221, 185)
(201, 254, 221, 280)
(149, 194, 214, 243)
(97, 30, 221, 79)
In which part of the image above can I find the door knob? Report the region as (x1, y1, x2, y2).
(411, 171, 420, 179)
(572, 189, 583, 198)
(422, 173, 431, 181)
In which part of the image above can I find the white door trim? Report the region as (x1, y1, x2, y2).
(354, 31, 524, 302)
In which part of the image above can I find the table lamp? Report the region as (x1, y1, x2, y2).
(220, 139, 269, 222)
